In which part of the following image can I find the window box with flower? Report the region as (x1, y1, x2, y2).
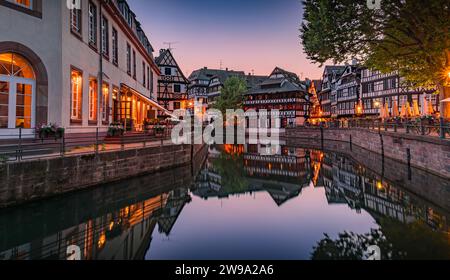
(36, 123, 65, 140)
(107, 122, 125, 137)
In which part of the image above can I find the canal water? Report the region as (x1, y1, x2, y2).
(0, 144, 449, 260)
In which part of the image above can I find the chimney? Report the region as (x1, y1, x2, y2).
(203, 67, 207, 70)
(226, 68, 229, 71)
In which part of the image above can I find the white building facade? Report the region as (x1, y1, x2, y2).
(0, 0, 163, 137)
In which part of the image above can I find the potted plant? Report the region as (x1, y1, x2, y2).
(107, 123, 125, 137)
(36, 123, 65, 140)
(154, 124, 166, 137)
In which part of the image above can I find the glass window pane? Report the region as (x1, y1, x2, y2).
(0, 105, 8, 116)
(16, 83, 32, 128)
(0, 93, 8, 105)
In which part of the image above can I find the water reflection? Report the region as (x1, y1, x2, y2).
(0, 144, 449, 260)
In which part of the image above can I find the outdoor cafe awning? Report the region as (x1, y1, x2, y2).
(120, 83, 176, 118)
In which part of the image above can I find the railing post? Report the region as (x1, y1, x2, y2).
(420, 121, 425, 136)
(95, 127, 99, 155)
(121, 131, 124, 151)
(394, 120, 397, 132)
(17, 127, 22, 162)
(439, 117, 445, 139)
(61, 134, 65, 157)
(406, 121, 410, 134)
(384, 120, 387, 131)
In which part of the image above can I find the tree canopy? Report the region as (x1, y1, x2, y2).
(212, 76, 248, 115)
(300, 0, 450, 90)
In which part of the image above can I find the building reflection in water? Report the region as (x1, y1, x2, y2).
(0, 166, 194, 260)
(0, 144, 448, 260)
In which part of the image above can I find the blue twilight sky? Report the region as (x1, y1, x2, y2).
(128, 0, 323, 79)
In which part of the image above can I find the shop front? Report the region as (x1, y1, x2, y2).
(112, 84, 171, 132)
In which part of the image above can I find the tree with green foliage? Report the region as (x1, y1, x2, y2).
(212, 76, 248, 115)
(300, 0, 450, 118)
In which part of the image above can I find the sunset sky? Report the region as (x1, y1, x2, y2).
(128, 0, 323, 79)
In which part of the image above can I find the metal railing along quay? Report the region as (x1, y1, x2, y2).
(305, 118, 450, 140)
(0, 126, 176, 163)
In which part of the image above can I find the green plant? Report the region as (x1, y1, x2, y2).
(107, 123, 124, 137)
(300, 0, 450, 113)
(36, 123, 65, 139)
(212, 76, 247, 115)
(0, 154, 7, 164)
(154, 125, 166, 134)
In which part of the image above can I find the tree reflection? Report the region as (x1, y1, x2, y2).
(212, 146, 249, 193)
(312, 219, 450, 260)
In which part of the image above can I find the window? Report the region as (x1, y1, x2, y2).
(89, 78, 98, 122)
(174, 84, 181, 93)
(70, 69, 83, 121)
(101, 16, 109, 57)
(88, 2, 97, 46)
(101, 83, 109, 123)
(165, 67, 171, 76)
(126, 43, 131, 75)
(7, 0, 32, 9)
(174, 102, 181, 110)
(132, 50, 136, 79)
(147, 66, 150, 90)
(150, 70, 154, 94)
(70, 2, 82, 35)
(142, 62, 146, 87)
(112, 28, 118, 65)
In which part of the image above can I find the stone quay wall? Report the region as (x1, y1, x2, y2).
(285, 127, 450, 179)
(287, 138, 450, 210)
(0, 144, 206, 208)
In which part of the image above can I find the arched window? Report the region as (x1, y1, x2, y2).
(0, 53, 35, 79)
(0, 53, 36, 129)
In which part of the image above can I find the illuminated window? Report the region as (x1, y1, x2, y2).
(7, 0, 32, 9)
(89, 78, 98, 122)
(0, 53, 35, 79)
(70, 69, 82, 121)
(101, 83, 109, 123)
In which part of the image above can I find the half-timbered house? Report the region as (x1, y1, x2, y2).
(243, 67, 309, 128)
(155, 49, 189, 117)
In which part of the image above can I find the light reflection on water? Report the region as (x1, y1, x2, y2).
(0, 144, 449, 260)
